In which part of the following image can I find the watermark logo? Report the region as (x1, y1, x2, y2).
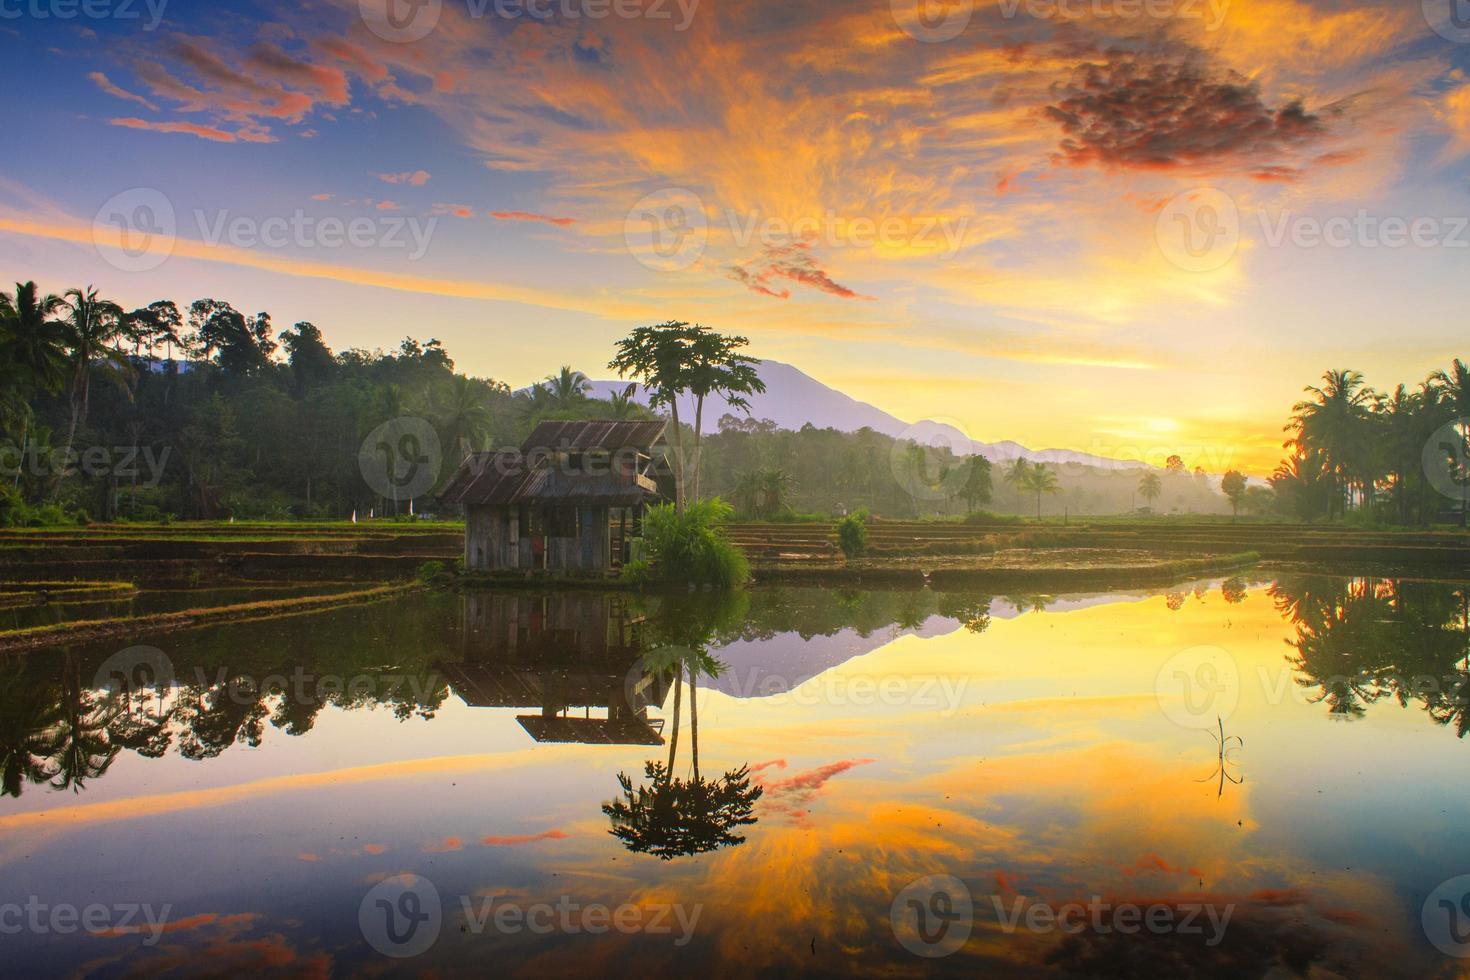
(889, 419, 974, 505)
(0, 898, 173, 945)
(625, 187, 708, 271)
(359, 416, 442, 501)
(997, 0, 1229, 30)
(93, 645, 175, 722)
(0, 0, 168, 29)
(1424, 874, 1470, 957)
(891, 874, 973, 957)
(1424, 0, 1470, 44)
(1423, 419, 1470, 501)
(992, 894, 1233, 944)
(891, 0, 974, 42)
(360, 874, 442, 958)
(360, 0, 442, 42)
(1155, 645, 1239, 729)
(1156, 188, 1239, 272)
(93, 187, 176, 273)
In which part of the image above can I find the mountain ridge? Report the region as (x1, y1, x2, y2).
(560, 359, 1145, 471)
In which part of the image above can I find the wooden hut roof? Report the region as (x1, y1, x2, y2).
(520, 419, 667, 453)
(437, 451, 536, 506)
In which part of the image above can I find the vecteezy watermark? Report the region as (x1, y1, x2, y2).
(93, 188, 176, 273)
(998, 0, 1229, 30)
(992, 895, 1234, 946)
(1155, 645, 1240, 729)
(625, 187, 709, 272)
(361, 875, 442, 958)
(92, 188, 437, 273)
(359, 875, 702, 958)
(1423, 419, 1470, 502)
(1157, 188, 1470, 272)
(727, 210, 968, 258)
(359, 416, 442, 502)
(1155, 188, 1240, 273)
(358, 0, 698, 43)
(891, 0, 974, 42)
(889, 418, 975, 505)
(0, 897, 174, 945)
(1424, 874, 1470, 957)
(0, 0, 167, 29)
(0, 443, 170, 487)
(891, 874, 973, 957)
(1424, 0, 1470, 45)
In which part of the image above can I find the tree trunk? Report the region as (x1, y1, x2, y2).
(690, 394, 705, 504)
(688, 664, 699, 782)
(667, 396, 686, 514)
(52, 367, 88, 500)
(666, 666, 683, 775)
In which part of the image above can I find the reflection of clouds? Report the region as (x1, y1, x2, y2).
(755, 758, 875, 825)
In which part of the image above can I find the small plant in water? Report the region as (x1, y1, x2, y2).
(1198, 715, 1243, 798)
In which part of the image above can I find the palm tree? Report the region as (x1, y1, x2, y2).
(1022, 462, 1059, 519)
(543, 365, 591, 410)
(1138, 471, 1162, 511)
(1431, 359, 1470, 527)
(1285, 369, 1375, 519)
(1002, 457, 1031, 511)
(54, 286, 130, 497)
(432, 375, 494, 465)
(0, 283, 69, 491)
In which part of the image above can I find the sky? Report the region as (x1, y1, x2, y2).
(2, 0, 1469, 475)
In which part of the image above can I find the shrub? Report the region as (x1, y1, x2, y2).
(416, 560, 453, 586)
(836, 510, 869, 559)
(635, 498, 750, 588)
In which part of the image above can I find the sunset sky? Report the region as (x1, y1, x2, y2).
(3, 0, 1469, 474)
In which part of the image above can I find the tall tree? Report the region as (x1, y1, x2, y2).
(1432, 359, 1470, 527)
(55, 286, 129, 497)
(1138, 470, 1163, 510)
(1285, 369, 1375, 519)
(682, 326, 765, 503)
(1220, 470, 1248, 520)
(610, 321, 699, 511)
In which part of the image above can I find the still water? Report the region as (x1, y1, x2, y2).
(3, 576, 1470, 977)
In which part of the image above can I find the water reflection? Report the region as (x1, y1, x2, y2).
(1271, 576, 1470, 729)
(4, 577, 1470, 804)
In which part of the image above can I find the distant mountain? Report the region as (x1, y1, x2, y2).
(577, 359, 1145, 471)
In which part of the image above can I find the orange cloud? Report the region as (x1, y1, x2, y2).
(480, 829, 569, 846)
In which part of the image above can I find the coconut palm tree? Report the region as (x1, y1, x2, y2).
(543, 365, 591, 410)
(53, 286, 130, 497)
(1431, 359, 1470, 527)
(1022, 462, 1059, 519)
(432, 375, 494, 465)
(1138, 471, 1163, 511)
(1002, 457, 1031, 511)
(1285, 369, 1376, 519)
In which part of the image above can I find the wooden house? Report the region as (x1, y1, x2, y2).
(438, 419, 670, 573)
(440, 592, 668, 746)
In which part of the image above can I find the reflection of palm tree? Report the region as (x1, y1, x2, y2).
(603, 648, 762, 859)
(50, 654, 119, 792)
(0, 665, 63, 797)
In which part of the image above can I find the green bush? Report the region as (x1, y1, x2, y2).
(634, 498, 750, 588)
(836, 510, 869, 559)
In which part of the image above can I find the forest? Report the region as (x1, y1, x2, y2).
(0, 280, 1464, 525)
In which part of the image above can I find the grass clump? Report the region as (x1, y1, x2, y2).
(630, 498, 750, 589)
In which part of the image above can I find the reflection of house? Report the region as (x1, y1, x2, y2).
(439, 420, 670, 574)
(440, 592, 667, 746)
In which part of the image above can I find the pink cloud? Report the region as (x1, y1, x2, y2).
(490, 210, 576, 227)
(88, 70, 157, 111)
(109, 117, 275, 143)
(729, 242, 872, 301)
